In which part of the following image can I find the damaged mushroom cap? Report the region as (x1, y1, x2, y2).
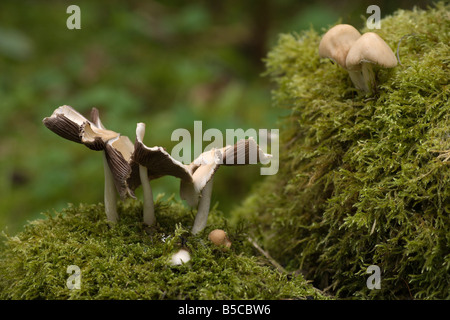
(43, 105, 120, 150)
(43, 105, 115, 144)
(80, 121, 122, 151)
(89, 108, 141, 199)
(43, 105, 129, 223)
(132, 131, 193, 182)
(319, 24, 361, 69)
(104, 135, 141, 199)
(182, 137, 272, 202)
(132, 124, 196, 217)
(44, 105, 141, 200)
(185, 138, 272, 234)
(345, 32, 398, 70)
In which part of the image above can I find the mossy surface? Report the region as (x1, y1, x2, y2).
(0, 198, 326, 300)
(232, 3, 449, 299)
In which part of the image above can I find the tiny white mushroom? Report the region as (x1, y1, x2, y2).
(170, 248, 191, 266)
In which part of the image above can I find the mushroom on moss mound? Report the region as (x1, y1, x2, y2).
(0, 199, 326, 300)
(232, 3, 450, 300)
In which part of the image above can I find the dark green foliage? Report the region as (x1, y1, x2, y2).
(233, 3, 450, 299)
(0, 198, 325, 299)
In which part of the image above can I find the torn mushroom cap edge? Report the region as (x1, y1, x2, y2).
(104, 134, 141, 200)
(43, 105, 91, 144)
(193, 137, 272, 191)
(181, 138, 273, 207)
(133, 128, 196, 206)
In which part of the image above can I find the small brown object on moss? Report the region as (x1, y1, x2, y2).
(208, 229, 232, 248)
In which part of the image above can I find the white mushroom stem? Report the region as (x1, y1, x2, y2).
(140, 163, 155, 226)
(136, 123, 156, 226)
(347, 69, 369, 92)
(191, 177, 214, 235)
(102, 152, 119, 223)
(361, 62, 377, 93)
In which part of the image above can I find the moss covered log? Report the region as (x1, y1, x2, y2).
(233, 3, 449, 299)
(0, 199, 326, 300)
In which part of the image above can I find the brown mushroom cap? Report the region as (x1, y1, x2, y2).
(319, 24, 361, 69)
(345, 32, 398, 71)
(208, 229, 232, 248)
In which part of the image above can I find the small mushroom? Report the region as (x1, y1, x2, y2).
(43, 106, 124, 222)
(345, 32, 398, 93)
(318, 24, 366, 91)
(135, 123, 155, 226)
(170, 248, 191, 266)
(132, 123, 193, 226)
(181, 138, 272, 234)
(208, 229, 232, 248)
(43, 106, 139, 223)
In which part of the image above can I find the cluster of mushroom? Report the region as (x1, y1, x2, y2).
(319, 24, 398, 94)
(43, 105, 271, 235)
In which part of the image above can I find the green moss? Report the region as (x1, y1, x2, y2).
(0, 198, 326, 300)
(233, 3, 450, 299)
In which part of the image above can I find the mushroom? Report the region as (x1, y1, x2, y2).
(318, 24, 366, 91)
(345, 32, 398, 93)
(43, 105, 118, 147)
(208, 229, 232, 249)
(170, 248, 191, 266)
(181, 137, 272, 235)
(132, 123, 193, 226)
(135, 123, 155, 226)
(43, 105, 139, 223)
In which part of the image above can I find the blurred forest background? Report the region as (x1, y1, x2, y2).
(0, 0, 434, 234)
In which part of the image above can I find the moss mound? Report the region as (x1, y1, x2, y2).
(232, 3, 449, 299)
(0, 198, 326, 300)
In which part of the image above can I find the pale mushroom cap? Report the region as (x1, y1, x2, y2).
(170, 249, 191, 266)
(208, 229, 231, 248)
(319, 24, 361, 69)
(345, 32, 398, 71)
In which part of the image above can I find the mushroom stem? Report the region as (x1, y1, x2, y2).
(136, 123, 156, 226)
(102, 152, 119, 223)
(361, 62, 377, 94)
(347, 69, 369, 92)
(140, 164, 155, 226)
(191, 177, 214, 235)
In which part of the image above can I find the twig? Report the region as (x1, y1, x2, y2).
(247, 237, 330, 298)
(402, 278, 414, 300)
(397, 33, 418, 66)
(247, 236, 286, 274)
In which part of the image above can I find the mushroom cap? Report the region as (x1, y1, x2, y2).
(179, 138, 273, 207)
(170, 248, 191, 266)
(208, 229, 232, 248)
(105, 135, 141, 199)
(43, 105, 92, 144)
(319, 24, 361, 69)
(132, 124, 193, 182)
(80, 121, 120, 151)
(345, 32, 398, 71)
